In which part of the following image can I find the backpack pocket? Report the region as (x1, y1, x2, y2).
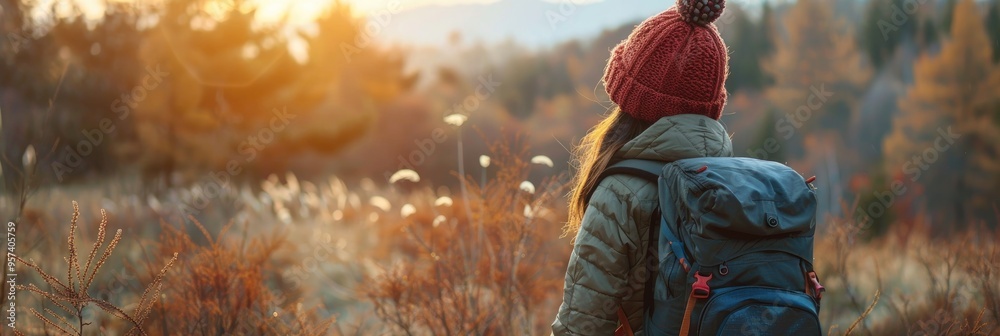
(645, 249, 688, 336)
(656, 250, 688, 299)
(696, 287, 821, 336)
(704, 251, 808, 292)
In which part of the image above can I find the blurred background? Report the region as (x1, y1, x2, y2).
(0, 0, 998, 335)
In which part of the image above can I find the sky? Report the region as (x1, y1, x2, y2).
(338, 0, 776, 16)
(56, 0, 773, 24)
(49, 0, 776, 57)
(343, 0, 499, 14)
(311, 0, 772, 21)
(340, 0, 774, 15)
(55, 0, 503, 22)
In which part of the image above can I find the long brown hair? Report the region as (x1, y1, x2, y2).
(565, 107, 652, 236)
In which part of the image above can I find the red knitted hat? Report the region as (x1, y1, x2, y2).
(603, 0, 729, 122)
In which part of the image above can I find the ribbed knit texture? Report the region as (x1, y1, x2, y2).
(602, 3, 729, 122)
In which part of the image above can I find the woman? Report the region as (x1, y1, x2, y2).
(553, 1, 732, 334)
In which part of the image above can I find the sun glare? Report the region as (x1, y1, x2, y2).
(251, 0, 333, 24)
(57, 0, 507, 25)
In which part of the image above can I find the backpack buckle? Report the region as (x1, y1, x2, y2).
(692, 272, 713, 299)
(808, 271, 825, 300)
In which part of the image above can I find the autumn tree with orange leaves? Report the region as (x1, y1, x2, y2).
(882, 0, 1000, 228)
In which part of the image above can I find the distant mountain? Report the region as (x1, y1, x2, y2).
(380, 0, 668, 48)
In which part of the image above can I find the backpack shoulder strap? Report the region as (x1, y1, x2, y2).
(601, 159, 691, 270)
(598, 159, 671, 323)
(598, 159, 664, 183)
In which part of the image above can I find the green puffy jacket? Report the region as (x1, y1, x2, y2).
(552, 114, 733, 335)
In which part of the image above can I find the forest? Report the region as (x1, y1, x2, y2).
(1, 0, 999, 334)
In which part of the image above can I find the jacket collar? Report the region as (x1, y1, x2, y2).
(615, 114, 733, 162)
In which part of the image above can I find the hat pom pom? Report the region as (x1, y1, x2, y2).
(677, 0, 725, 26)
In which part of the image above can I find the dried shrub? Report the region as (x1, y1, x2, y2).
(365, 138, 570, 335)
(820, 202, 1000, 335)
(148, 216, 333, 335)
(13, 201, 176, 336)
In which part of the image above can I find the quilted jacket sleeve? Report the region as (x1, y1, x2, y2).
(552, 176, 639, 335)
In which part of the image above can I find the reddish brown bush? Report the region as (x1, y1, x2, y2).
(12, 201, 176, 336)
(366, 139, 571, 335)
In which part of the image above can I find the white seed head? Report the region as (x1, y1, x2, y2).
(530, 155, 554, 168)
(519, 181, 535, 194)
(434, 196, 453, 207)
(369, 196, 391, 212)
(22, 144, 36, 171)
(443, 114, 468, 126)
(389, 169, 421, 184)
(400, 204, 416, 218)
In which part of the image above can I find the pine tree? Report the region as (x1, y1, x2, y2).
(986, 0, 1000, 62)
(755, 1, 776, 88)
(918, 17, 940, 50)
(883, 0, 1000, 227)
(854, 166, 895, 239)
(941, 0, 959, 37)
(724, 5, 760, 93)
(859, 0, 916, 69)
(747, 109, 786, 163)
(860, 0, 890, 69)
(759, 1, 776, 57)
(724, 3, 775, 93)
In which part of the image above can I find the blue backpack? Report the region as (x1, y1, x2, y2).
(602, 157, 824, 336)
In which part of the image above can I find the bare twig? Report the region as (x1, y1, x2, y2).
(846, 290, 880, 336)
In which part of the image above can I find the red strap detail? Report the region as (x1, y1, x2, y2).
(695, 166, 708, 173)
(692, 272, 713, 299)
(808, 271, 825, 300)
(615, 306, 634, 336)
(679, 258, 690, 272)
(679, 291, 698, 336)
(680, 272, 713, 336)
(805, 176, 817, 184)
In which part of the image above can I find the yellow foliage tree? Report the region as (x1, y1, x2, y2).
(123, 0, 410, 187)
(126, 0, 290, 187)
(883, 0, 1000, 226)
(764, 0, 870, 143)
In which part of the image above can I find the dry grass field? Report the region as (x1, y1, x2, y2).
(2, 141, 997, 335)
